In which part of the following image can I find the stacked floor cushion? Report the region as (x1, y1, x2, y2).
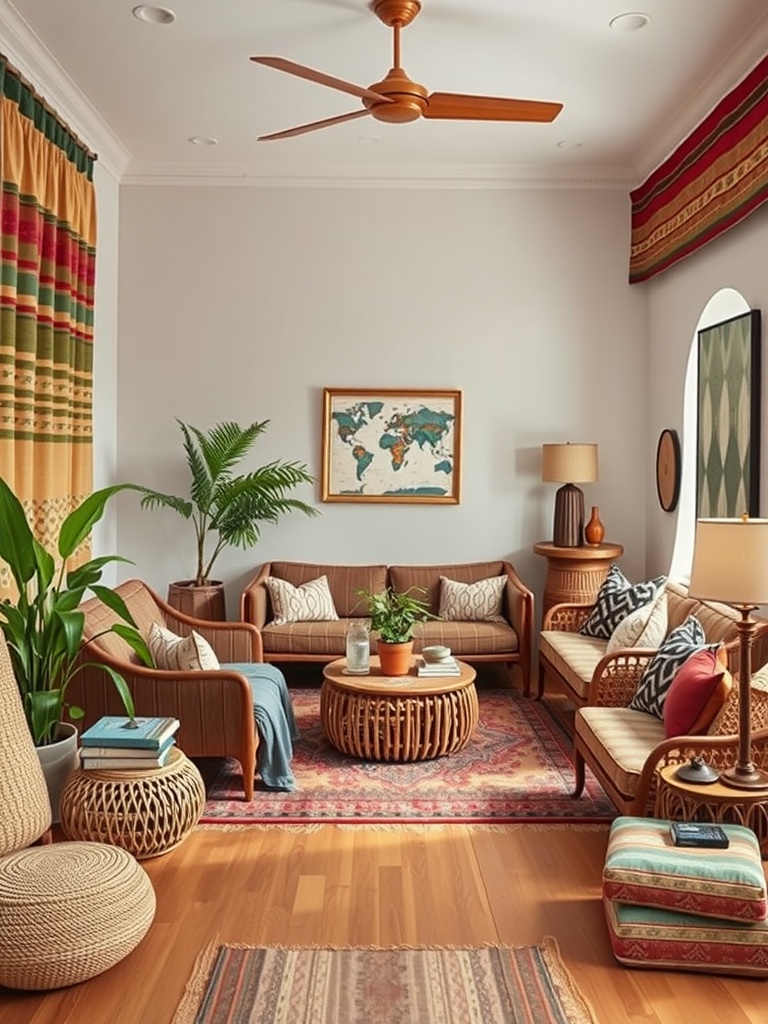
(603, 816, 768, 977)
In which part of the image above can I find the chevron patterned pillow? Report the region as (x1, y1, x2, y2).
(580, 564, 666, 640)
(629, 616, 717, 718)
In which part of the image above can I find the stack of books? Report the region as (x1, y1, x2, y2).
(79, 716, 181, 770)
(416, 655, 461, 678)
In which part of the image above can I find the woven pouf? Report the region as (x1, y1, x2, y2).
(0, 842, 156, 990)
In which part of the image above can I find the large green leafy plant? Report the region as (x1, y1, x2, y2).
(134, 419, 319, 587)
(0, 476, 151, 746)
(357, 586, 436, 644)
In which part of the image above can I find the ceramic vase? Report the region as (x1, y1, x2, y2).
(584, 506, 605, 546)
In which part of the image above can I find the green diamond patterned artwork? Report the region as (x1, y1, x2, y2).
(697, 309, 761, 518)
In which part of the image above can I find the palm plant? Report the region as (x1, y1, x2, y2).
(134, 419, 319, 587)
(0, 476, 152, 746)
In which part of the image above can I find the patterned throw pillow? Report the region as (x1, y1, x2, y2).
(606, 589, 668, 654)
(438, 575, 505, 622)
(580, 565, 666, 640)
(148, 622, 220, 671)
(629, 616, 715, 718)
(265, 575, 339, 626)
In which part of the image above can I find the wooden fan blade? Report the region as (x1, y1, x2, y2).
(258, 109, 373, 141)
(251, 56, 394, 105)
(425, 93, 562, 122)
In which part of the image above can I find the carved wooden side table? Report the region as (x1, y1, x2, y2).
(533, 540, 624, 615)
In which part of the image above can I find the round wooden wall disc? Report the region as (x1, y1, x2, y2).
(656, 429, 681, 512)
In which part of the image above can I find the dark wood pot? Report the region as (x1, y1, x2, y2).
(167, 580, 226, 621)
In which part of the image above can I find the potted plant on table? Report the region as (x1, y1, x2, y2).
(0, 476, 152, 816)
(132, 419, 319, 620)
(357, 585, 437, 676)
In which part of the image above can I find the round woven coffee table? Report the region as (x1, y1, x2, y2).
(59, 747, 205, 860)
(321, 656, 478, 761)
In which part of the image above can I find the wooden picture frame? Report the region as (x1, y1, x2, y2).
(696, 309, 761, 518)
(321, 388, 462, 504)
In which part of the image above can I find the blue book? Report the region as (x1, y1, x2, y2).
(80, 715, 180, 751)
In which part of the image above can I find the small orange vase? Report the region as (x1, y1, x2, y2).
(584, 506, 605, 546)
(377, 641, 414, 677)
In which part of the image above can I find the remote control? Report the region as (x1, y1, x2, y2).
(670, 822, 729, 849)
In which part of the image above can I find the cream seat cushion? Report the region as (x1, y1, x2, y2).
(576, 705, 666, 799)
(538, 631, 608, 702)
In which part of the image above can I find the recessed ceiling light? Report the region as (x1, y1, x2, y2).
(557, 139, 583, 151)
(609, 12, 650, 32)
(132, 5, 176, 25)
(188, 137, 218, 147)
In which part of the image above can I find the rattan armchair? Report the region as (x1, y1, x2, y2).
(69, 579, 263, 800)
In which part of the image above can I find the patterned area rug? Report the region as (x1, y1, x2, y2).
(171, 939, 598, 1024)
(196, 688, 615, 825)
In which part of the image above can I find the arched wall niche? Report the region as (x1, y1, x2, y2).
(669, 287, 750, 581)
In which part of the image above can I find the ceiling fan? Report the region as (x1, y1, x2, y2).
(251, 0, 563, 141)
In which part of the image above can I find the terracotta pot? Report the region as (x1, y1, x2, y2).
(167, 580, 226, 621)
(35, 722, 79, 824)
(377, 640, 414, 677)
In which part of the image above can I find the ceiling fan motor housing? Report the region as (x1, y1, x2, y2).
(364, 69, 428, 122)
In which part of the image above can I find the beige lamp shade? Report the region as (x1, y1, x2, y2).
(541, 443, 599, 484)
(688, 518, 768, 606)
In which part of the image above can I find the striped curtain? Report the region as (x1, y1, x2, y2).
(0, 56, 97, 593)
(630, 54, 768, 284)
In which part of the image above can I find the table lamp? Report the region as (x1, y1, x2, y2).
(688, 516, 768, 791)
(541, 443, 599, 547)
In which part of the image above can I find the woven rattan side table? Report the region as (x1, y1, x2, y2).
(321, 656, 478, 762)
(533, 540, 624, 615)
(59, 747, 205, 859)
(655, 763, 768, 856)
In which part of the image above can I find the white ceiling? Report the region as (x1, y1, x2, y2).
(4, 0, 768, 186)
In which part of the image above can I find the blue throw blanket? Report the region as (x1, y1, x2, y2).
(221, 663, 299, 791)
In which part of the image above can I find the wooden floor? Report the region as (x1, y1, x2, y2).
(2, 824, 765, 1024)
(2, 669, 766, 1022)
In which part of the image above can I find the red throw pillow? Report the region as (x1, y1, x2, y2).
(663, 647, 733, 738)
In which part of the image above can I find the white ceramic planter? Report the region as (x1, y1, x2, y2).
(35, 722, 79, 823)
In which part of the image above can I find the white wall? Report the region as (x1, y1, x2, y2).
(645, 203, 768, 578)
(116, 184, 647, 614)
(90, 160, 121, 582)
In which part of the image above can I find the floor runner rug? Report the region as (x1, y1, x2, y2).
(171, 939, 598, 1024)
(196, 688, 615, 825)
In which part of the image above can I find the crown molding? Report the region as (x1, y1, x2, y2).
(1, 0, 131, 181)
(121, 162, 636, 190)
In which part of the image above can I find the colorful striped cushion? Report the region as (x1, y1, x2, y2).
(604, 816, 767, 923)
(604, 898, 768, 977)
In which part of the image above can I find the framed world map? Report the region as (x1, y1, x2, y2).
(321, 388, 462, 503)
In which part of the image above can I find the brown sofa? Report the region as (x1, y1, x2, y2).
(240, 560, 534, 694)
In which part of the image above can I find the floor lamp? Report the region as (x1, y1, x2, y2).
(688, 516, 768, 791)
(541, 443, 598, 547)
